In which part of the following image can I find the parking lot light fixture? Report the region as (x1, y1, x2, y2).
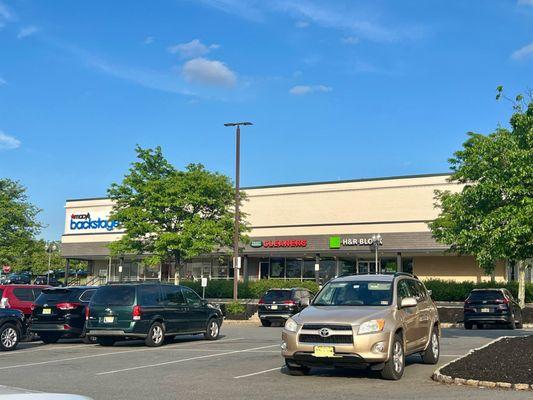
(224, 121, 253, 301)
(371, 234, 382, 274)
(44, 242, 58, 285)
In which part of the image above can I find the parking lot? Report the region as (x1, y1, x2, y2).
(0, 324, 531, 400)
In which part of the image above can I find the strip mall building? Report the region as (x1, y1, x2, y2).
(61, 173, 525, 284)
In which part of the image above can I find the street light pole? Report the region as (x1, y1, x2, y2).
(224, 122, 253, 301)
(371, 234, 382, 274)
(44, 242, 57, 285)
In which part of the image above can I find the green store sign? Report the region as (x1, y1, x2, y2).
(250, 240, 263, 248)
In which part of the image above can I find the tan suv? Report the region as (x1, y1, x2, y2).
(281, 273, 440, 380)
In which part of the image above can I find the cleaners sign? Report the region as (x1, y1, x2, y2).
(69, 212, 119, 232)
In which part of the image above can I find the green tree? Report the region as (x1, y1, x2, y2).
(0, 178, 43, 267)
(13, 240, 64, 275)
(429, 91, 532, 306)
(108, 145, 249, 271)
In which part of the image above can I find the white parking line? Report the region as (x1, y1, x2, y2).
(96, 344, 280, 376)
(0, 338, 245, 370)
(0, 344, 98, 356)
(234, 366, 282, 379)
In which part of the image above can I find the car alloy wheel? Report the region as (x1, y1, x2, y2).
(1, 327, 18, 349)
(209, 320, 219, 338)
(151, 325, 163, 344)
(392, 341, 403, 374)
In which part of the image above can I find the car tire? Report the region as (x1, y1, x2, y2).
(261, 320, 272, 327)
(285, 359, 310, 376)
(506, 321, 516, 330)
(97, 337, 116, 346)
(204, 318, 220, 341)
(380, 334, 405, 380)
(145, 322, 165, 347)
(421, 328, 439, 364)
(476, 323, 484, 329)
(464, 322, 473, 330)
(0, 323, 20, 351)
(81, 335, 97, 344)
(515, 317, 523, 329)
(40, 332, 62, 344)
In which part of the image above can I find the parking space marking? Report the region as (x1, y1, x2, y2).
(0, 338, 246, 370)
(96, 344, 280, 376)
(0, 344, 98, 356)
(234, 366, 283, 379)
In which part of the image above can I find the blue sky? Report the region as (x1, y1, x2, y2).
(0, 0, 532, 240)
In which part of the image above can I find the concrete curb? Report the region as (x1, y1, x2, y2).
(432, 336, 532, 391)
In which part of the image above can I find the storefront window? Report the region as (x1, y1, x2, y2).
(319, 257, 337, 282)
(269, 257, 285, 278)
(286, 258, 302, 279)
(338, 258, 356, 275)
(381, 258, 398, 273)
(402, 258, 413, 274)
(212, 256, 229, 280)
(303, 258, 316, 279)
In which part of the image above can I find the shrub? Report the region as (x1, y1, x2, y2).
(225, 301, 245, 314)
(422, 279, 533, 302)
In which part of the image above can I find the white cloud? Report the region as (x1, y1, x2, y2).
(518, 0, 533, 6)
(341, 36, 359, 45)
(168, 39, 219, 59)
(0, 77, 6, 86)
(511, 42, 533, 60)
(0, 131, 21, 150)
(289, 84, 332, 95)
(0, 2, 13, 22)
(17, 26, 38, 39)
(182, 58, 237, 87)
(143, 36, 154, 45)
(295, 20, 309, 28)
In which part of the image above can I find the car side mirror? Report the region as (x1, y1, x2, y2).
(427, 290, 432, 297)
(201, 299, 208, 306)
(400, 297, 417, 308)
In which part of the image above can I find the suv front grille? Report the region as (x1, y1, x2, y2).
(302, 324, 352, 331)
(298, 334, 353, 344)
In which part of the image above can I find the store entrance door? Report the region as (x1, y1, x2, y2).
(357, 260, 379, 274)
(259, 262, 269, 279)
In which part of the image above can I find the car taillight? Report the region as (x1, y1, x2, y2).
(132, 305, 142, 321)
(283, 300, 296, 306)
(0, 297, 10, 309)
(85, 306, 90, 320)
(258, 299, 264, 304)
(30, 304, 36, 311)
(56, 302, 80, 310)
(495, 298, 509, 304)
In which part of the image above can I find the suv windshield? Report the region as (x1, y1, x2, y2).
(313, 281, 393, 306)
(262, 290, 292, 303)
(91, 286, 136, 306)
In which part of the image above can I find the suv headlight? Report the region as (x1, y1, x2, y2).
(358, 319, 385, 335)
(284, 317, 298, 333)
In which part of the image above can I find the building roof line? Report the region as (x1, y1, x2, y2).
(65, 172, 451, 202)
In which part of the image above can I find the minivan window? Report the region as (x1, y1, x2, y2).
(162, 285, 185, 306)
(139, 285, 163, 306)
(182, 287, 202, 307)
(91, 286, 136, 306)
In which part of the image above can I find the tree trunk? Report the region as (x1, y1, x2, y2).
(517, 260, 526, 309)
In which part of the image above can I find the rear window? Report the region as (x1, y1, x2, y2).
(468, 291, 504, 301)
(261, 290, 293, 302)
(35, 289, 78, 304)
(91, 286, 136, 306)
(13, 288, 34, 301)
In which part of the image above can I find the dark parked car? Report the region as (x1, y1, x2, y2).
(30, 287, 97, 343)
(464, 288, 523, 329)
(3, 273, 31, 285)
(0, 284, 49, 316)
(258, 288, 312, 327)
(34, 276, 64, 287)
(86, 283, 223, 347)
(0, 308, 26, 351)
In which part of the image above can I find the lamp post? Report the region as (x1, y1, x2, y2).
(371, 234, 382, 274)
(44, 242, 58, 285)
(224, 121, 253, 301)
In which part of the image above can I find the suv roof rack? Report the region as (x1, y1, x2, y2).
(393, 272, 414, 278)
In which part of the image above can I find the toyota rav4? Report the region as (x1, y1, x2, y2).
(281, 273, 440, 380)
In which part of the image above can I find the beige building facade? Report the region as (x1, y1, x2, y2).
(61, 173, 516, 284)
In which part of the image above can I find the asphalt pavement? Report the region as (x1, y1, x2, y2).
(0, 325, 531, 400)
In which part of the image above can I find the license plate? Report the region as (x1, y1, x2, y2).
(313, 346, 335, 358)
(103, 316, 115, 324)
(271, 305, 278, 310)
(42, 308, 51, 315)
(481, 308, 490, 313)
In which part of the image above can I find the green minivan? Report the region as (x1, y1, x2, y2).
(86, 283, 223, 347)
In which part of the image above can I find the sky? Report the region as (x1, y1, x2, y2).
(0, 0, 532, 240)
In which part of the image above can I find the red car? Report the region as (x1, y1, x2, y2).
(0, 285, 50, 316)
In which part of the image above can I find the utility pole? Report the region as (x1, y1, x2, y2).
(224, 122, 253, 301)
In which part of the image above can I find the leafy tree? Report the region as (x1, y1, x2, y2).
(108, 145, 248, 271)
(430, 91, 532, 306)
(0, 178, 43, 267)
(12, 240, 64, 275)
